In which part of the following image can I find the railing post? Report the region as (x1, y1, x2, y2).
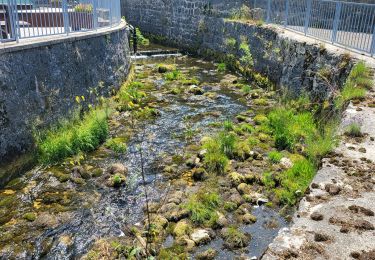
(62, 0, 70, 35)
(284, 0, 289, 27)
(371, 26, 375, 56)
(304, 0, 312, 35)
(8, 0, 19, 42)
(331, 2, 342, 43)
(93, 0, 98, 29)
(266, 0, 271, 23)
(109, 1, 113, 27)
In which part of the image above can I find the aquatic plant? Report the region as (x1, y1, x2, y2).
(217, 63, 226, 72)
(268, 151, 283, 163)
(267, 108, 316, 151)
(275, 158, 316, 205)
(183, 191, 220, 225)
(38, 108, 109, 164)
(241, 84, 252, 94)
(165, 70, 183, 81)
(105, 137, 127, 154)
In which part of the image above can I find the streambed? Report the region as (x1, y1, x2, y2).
(0, 50, 289, 259)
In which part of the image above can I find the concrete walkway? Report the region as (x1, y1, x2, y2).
(262, 30, 375, 259)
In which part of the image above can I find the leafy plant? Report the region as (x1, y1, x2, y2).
(217, 63, 227, 72)
(135, 28, 149, 46)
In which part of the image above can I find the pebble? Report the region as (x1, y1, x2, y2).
(310, 212, 324, 221)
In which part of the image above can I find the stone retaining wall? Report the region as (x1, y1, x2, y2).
(0, 22, 131, 185)
(122, 0, 352, 99)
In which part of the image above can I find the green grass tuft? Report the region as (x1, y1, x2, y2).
(183, 191, 220, 225)
(38, 108, 109, 164)
(344, 123, 362, 137)
(268, 151, 283, 163)
(275, 158, 316, 205)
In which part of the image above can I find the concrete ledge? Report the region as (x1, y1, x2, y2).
(0, 20, 127, 54)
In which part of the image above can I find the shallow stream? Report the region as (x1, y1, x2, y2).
(0, 47, 287, 259)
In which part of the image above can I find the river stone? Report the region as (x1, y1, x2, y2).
(237, 183, 252, 195)
(175, 235, 196, 251)
(196, 248, 217, 260)
(216, 212, 228, 228)
(173, 220, 191, 237)
(190, 229, 211, 245)
(242, 213, 257, 224)
(34, 212, 59, 228)
(108, 163, 128, 175)
(229, 172, 244, 186)
(188, 85, 204, 95)
(192, 167, 207, 181)
(280, 157, 293, 168)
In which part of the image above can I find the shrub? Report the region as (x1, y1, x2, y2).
(239, 39, 254, 68)
(230, 4, 251, 20)
(268, 151, 282, 163)
(38, 108, 109, 164)
(344, 123, 362, 137)
(135, 28, 149, 46)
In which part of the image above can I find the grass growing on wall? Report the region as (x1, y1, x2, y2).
(37, 107, 110, 164)
(335, 61, 373, 108)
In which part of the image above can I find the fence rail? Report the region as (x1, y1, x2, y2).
(0, 0, 121, 43)
(253, 0, 375, 56)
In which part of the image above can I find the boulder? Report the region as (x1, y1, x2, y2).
(108, 163, 128, 175)
(190, 229, 211, 245)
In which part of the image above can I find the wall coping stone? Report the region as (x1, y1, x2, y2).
(0, 20, 127, 55)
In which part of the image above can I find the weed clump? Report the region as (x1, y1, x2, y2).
(335, 61, 372, 108)
(105, 137, 127, 154)
(38, 108, 109, 164)
(268, 151, 282, 163)
(183, 191, 221, 225)
(275, 158, 316, 205)
(344, 123, 362, 137)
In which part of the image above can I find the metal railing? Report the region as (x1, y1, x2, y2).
(253, 0, 375, 56)
(0, 0, 121, 43)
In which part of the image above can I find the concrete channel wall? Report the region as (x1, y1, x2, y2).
(0, 21, 131, 186)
